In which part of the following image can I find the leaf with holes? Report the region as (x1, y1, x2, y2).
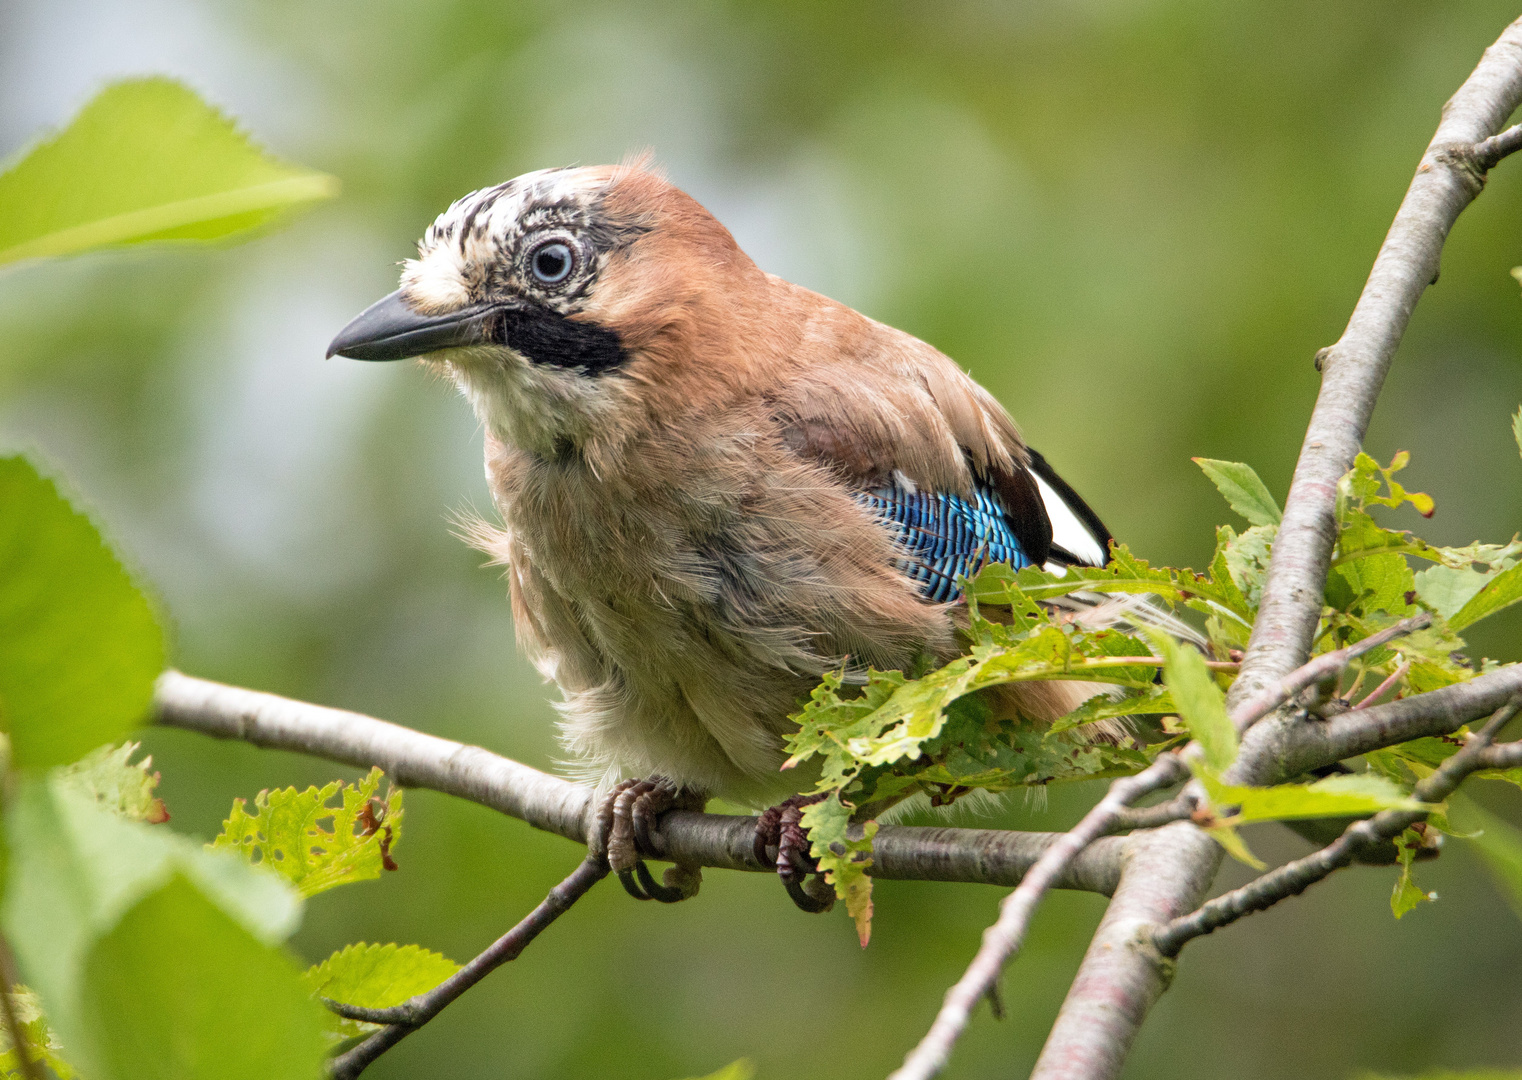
(0, 985, 77, 1080)
(211, 768, 403, 897)
(55, 742, 169, 823)
(1391, 827, 1438, 919)
(802, 794, 877, 946)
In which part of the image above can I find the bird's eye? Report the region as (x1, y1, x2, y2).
(529, 240, 575, 285)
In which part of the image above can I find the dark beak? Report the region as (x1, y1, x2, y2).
(326, 290, 495, 361)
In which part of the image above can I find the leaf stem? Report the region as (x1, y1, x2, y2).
(1153, 694, 1522, 955)
(1351, 661, 1411, 710)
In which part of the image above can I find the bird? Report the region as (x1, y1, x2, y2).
(327, 159, 1120, 909)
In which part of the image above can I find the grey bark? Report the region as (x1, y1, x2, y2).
(1026, 17, 1522, 1080)
(153, 669, 1128, 894)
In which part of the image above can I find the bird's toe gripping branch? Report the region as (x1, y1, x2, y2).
(753, 793, 835, 914)
(593, 777, 704, 903)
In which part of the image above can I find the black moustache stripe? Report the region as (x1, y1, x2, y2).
(486, 305, 628, 374)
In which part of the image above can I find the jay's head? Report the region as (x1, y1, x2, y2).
(329, 161, 763, 455)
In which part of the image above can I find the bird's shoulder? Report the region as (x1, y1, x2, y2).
(761, 277, 1053, 564)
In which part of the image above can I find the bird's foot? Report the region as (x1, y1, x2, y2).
(592, 777, 704, 903)
(754, 793, 835, 913)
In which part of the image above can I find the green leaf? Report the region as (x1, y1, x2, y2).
(54, 742, 169, 823)
(211, 767, 403, 897)
(1448, 561, 1522, 631)
(1193, 458, 1282, 526)
(1150, 631, 1236, 775)
(678, 1062, 756, 1080)
(1051, 686, 1175, 733)
(1204, 772, 1428, 824)
(82, 874, 327, 1080)
(0, 456, 165, 769)
(1220, 524, 1275, 613)
(1328, 551, 1417, 620)
(3, 776, 302, 1077)
(968, 544, 1246, 617)
(304, 942, 460, 1047)
(1513, 405, 1522, 461)
(1207, 525, 1254, 621)
(1204, 822, 1265, 869)
(1338, 452, 1435, 519)
(0, 985, 77, 1080)
(1413, 564, 1492, 621)
(801, 794, 876, 946)
(0, 77, 337, 265)
(1391, 827, 1437, 919)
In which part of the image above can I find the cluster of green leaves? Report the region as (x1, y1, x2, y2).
(0, 452, 471, 1077)
(0, 78, 457, 1078)
(0, 76, 756, 1080)
(785, 431, 1522, 940)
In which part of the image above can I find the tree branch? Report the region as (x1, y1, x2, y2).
(1028, 823, 1221, 1080)
(325, 855, 607, 1079)
(888, 613, 1479, 1076)
(1025, 16, 1522, 1080)
(1226, 615, 1430, 733)
(1232, 20, 1522, 705)
(1153, 695, 1522, 956)
(152, 670, 1130, 894)
(888, 753, 1190, 1080)
(1238, 662, 1522, 786)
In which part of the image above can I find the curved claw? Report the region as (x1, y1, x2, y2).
(597, 777, 703, 904)
(782, 873, 834, 914)
(634, 860, 689, 903)
(617, 867, 652, 901)
(751, 794, 835, 914)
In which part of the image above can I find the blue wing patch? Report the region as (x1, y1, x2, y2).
(856, 476, 1031, 603)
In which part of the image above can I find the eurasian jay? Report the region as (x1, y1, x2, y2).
(328, 160, 1118, 909)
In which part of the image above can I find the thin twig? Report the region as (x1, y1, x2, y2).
(1352, 660, 1411, 709)
(326, 854, 607, 1079)
(1227, 615, 1429, 733)
(1101, 791, 1199, 835)
(1474, 741, 1522, 770)
(0, 937, 42, 1080)
(887, 753, 1188, 1080)
(1153, 695, 1522, 956)
(1473, 122, 1522, 167)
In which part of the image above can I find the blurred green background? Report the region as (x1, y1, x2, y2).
(4, 1, 1522, 1077)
